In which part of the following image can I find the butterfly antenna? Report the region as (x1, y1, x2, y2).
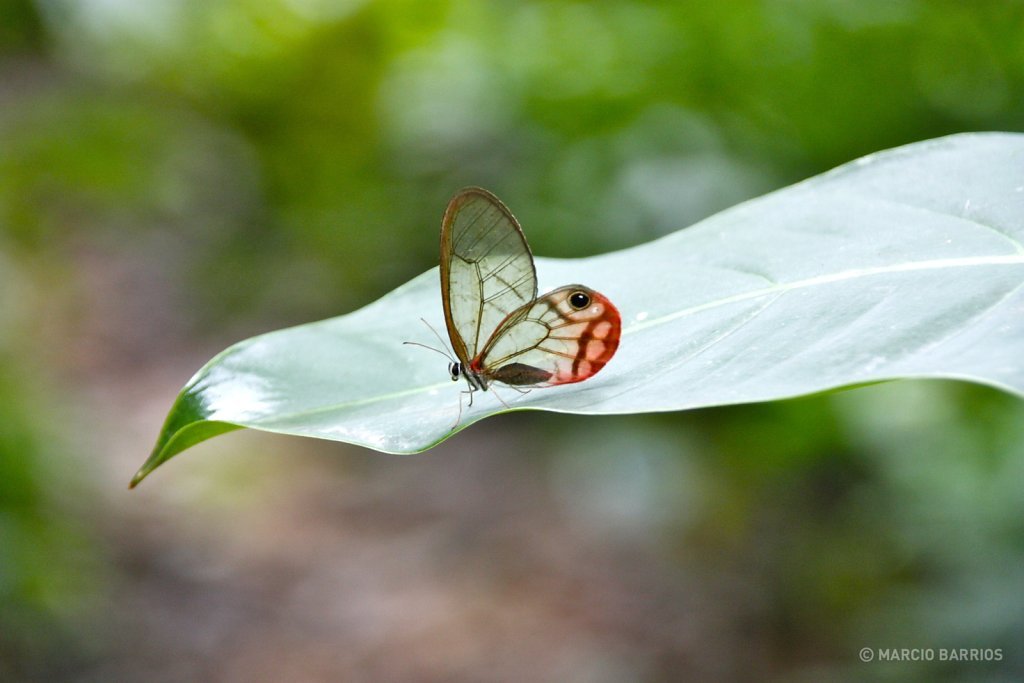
(402, 340, 455, 362)
(403, 318, 457, 362)
(420, 318, 455, 357)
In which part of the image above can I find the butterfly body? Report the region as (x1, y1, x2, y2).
(438, 188, 621, 399)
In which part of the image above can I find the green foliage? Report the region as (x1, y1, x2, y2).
(3, 1, 1024, 679)
(0, 361, 101, 680)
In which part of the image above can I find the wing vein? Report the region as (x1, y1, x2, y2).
(453, 205, 490, 253)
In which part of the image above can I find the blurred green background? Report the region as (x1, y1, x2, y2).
(2, 0, 1023, 680)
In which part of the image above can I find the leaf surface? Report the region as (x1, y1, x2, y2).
(133, 133, 1024, 486)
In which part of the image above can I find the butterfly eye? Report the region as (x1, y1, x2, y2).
(568, 291, 591, 310)
(448, 362, 461, 381)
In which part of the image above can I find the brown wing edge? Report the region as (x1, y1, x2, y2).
(439, 187, 537, 365)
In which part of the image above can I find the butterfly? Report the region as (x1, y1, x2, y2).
(432, 187, 621, 404)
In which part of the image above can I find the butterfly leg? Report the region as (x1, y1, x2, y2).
(450, 393, 462, 431)
(488, 386, 516, 410)
(490, 383, 533, 408)
(450, 386, 475, 431)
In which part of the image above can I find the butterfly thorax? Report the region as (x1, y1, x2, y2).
(449, 361, 488, 391)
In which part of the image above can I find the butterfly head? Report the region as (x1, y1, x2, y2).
(448, 361, 462, 382)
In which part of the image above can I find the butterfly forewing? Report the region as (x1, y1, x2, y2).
(440, 188, 538, 365)
(479, 285, 621, 386)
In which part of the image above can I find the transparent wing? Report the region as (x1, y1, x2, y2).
(439, 188, 538, 364)
(478, 285, 621, 387)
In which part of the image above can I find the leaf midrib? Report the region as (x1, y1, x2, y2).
(242, 250, 1024, 424)
(626, 252, 1024, 335)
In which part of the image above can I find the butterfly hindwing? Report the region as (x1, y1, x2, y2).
(479, 285, 621, 386)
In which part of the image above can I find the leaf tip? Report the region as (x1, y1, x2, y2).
(128, 466, 149, 489)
